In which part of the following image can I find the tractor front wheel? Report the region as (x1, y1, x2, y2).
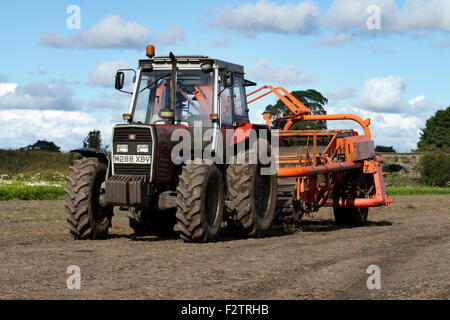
(64, 157, 113, 239)
(174, 164, 224, 242)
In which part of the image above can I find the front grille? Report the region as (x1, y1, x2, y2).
(114, 126, 152, 142)
(113, 126, 152, 179)
(113, 164, 151, 176)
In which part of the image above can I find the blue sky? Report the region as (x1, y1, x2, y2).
(0, 0, 449, 152)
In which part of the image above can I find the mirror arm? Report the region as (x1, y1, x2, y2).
(118, 89, 133, 95)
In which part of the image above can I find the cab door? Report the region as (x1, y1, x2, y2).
(231, 74, 249, 124)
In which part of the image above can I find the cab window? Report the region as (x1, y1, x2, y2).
(219, 83, 233, 126)
(232, 75, 248, 119)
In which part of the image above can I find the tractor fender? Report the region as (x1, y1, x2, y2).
(70, 148, 110, 177)
(230, 123, 272, 146)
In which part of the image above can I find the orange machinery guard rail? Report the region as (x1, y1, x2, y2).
(246, 85, 371, 138)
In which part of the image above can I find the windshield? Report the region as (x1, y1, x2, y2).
(132, 70, 214, 126)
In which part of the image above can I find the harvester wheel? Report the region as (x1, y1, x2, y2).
(129, 208, 176, 236)
(174, 164, 224, 242)
(333, 207, 368, 227)
(225, 150, 277, 238)
(64, 157, 112, 239)
(332, 171, 370, 227)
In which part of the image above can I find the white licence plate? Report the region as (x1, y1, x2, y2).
(113, 155, 151, 164)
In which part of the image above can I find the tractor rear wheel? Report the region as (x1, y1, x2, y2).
(64, 157, 112, 239)
(225, 151, 277, 238)
(174, 164, 224, 242)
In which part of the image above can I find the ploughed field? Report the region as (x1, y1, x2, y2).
(0, 195, 448, 299)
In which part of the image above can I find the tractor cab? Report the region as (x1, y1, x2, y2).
(115, 48, 252, 132)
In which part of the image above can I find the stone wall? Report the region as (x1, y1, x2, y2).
(379, 153, 421, 178)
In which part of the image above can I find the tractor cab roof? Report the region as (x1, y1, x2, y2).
(138, 55, 244, 74)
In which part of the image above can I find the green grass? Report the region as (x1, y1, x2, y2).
(386, 186, 450, 195)
(0, 182, 65, 201)
(1, 184, 449, 201)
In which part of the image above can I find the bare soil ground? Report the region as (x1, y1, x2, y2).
(0, 195, 448, 300)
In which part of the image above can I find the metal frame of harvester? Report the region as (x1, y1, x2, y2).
(246, 85, 393, 223)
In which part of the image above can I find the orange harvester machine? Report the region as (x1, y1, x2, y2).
(246, 85, 393, 216)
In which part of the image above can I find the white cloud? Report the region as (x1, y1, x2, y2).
(88, 60, 131, 87)
(326, 75, 438, 151)
(0, 83, 17, 97)
(212, 0, 320, 36)
(325, 105, 425, 151)
(0, 82, 81, 110)
(323, 0, 450, 36)
(248, 58, 312, 85)
(407, 94, 435, 112)
(211, 0, 450, 44)
(357, 76, 407, 113)
(39, 31, 74, 48)
(367, 112, 423, 152)
(357, 76, 435, 114)
(0, 110, 114, 151)
(40, 14, 185, 49)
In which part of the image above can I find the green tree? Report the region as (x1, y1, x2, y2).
(419, 150, 450, 187)
(83, 130, 109, 151)
(21, 140, 61, 152)
(417, 106, 450, 150)
(263, 89, 328, 130)
(375, 145, 396, 153)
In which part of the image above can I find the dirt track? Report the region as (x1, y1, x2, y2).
(0, 195, 449, 300)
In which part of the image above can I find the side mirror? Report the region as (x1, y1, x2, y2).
(221, 71, 234, 88)
(115, 71, 125, 90)
(115, 69, 136, 94)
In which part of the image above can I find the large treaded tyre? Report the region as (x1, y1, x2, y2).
(225, 151, 277, 238)
(332, 171, 369, 227)
(174, 164, 224, 242)
(333, 206, 368, 227)
(64, 157, 112, 239)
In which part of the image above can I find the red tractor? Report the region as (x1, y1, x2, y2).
(65, 46, 277, 242)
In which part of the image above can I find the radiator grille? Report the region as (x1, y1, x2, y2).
(113, 126, 152, 179)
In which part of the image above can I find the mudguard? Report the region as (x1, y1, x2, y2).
(70, 148, 110, 176)
(70, 148, 108, 161)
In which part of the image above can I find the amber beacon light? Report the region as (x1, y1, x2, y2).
(146, 45, 155, 58)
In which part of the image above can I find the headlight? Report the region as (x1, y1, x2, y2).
(117, 144, 128, 153)
(137, 144, 149, 153)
